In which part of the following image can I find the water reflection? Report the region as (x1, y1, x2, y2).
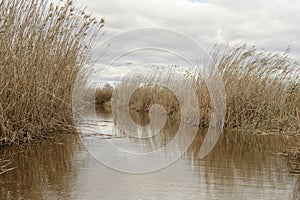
(0, 135, 84, 199)
(293, 176, 300, 200)
(0, 112, 298, 199)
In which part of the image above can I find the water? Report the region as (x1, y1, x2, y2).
(0, 111, 299, 200)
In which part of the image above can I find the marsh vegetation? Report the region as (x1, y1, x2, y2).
(0, 0, 299, 186)
(96, 45, 300, 133)
(0, 0, 103, 146)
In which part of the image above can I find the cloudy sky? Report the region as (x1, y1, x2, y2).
(74, 0, 300, 63)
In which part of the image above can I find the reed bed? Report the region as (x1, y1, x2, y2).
(214, 45, 299, 132)
(95, 45, 300, 133)
(0, 0, 103, 146)
(95, 84, 113, 108)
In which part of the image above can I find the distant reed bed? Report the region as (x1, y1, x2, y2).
(96, 45, 300, 133)
(0, 0, 103, 145)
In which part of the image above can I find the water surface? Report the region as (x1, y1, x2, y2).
(0, 112, 299, 200)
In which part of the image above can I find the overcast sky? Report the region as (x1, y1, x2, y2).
(74, 0, 300, 63)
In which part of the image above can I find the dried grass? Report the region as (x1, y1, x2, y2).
(0, 0, 103, 145)
(95, 45, 300, 133)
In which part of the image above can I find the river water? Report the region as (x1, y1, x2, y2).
(0, 111, 299, 200)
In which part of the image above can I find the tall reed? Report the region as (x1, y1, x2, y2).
(0, 0, 103, 145)
(95, 45, 300, 133)
(214, 45, 299, 132)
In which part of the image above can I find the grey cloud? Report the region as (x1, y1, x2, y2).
(75, 0, 300, 64)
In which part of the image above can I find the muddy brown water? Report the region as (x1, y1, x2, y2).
(0, 111, 299, 200)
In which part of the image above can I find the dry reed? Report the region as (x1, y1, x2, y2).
(95, 84, 113, 107)
(0, 0, 103, 145)
(0, 159, 15, 175)
(95, 45, 300, 133)
(215, 45, 299, 132)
